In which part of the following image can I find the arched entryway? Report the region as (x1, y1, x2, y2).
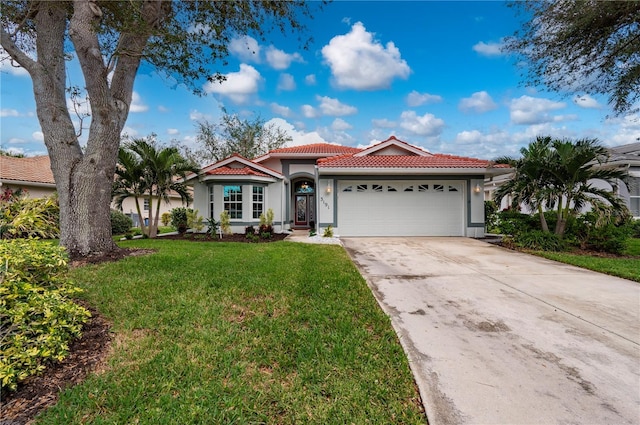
(292, 179, 315, 228)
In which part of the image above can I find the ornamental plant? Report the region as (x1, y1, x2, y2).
(0, 239, 90, 393)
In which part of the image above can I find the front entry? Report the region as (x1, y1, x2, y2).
(293, 180, 315, 228)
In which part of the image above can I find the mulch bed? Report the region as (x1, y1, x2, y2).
(157, 232, 289, 243)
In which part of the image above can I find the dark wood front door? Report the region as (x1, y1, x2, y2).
(295, 194, 313, 226)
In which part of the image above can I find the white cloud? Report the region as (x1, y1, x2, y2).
(266, 117, 329, 147)
(129, 91, 148, 113)
(317, 96, 357, 116)
(406, 91, 442, 107)
(510, 95, 567, 125)
(229, 35, 261, 63)
(305, 74, 317, 85)
(0, 108, 19, 117)
(372, 118, 396, 128)
(189, 110, 213, 121)
(167, 128, 179, 135)
(459, 91, 498, 113)
(121, 126, 139, 138)
(330, 118, 353, 131)
(8, 137, 26, 144)
(301, 105, 318, 118)
(265, 46, 304, 70)
(4, 146, 25, 155)
(472, 40, 504, 57)
(158, 105, 170, 113)
(32, 131, 44, 142)
(277, 73, 296, 91)
(321, 22, 411, 90)
(203, 64, 262, 104)
(399, 111, 445, 137)
(270, 103, 292, 117)
(573, 94, 601, 109)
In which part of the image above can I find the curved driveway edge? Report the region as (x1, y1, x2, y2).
(342, 237, 640, 425)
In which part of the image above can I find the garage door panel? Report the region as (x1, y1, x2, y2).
(337, 180, 463, 236)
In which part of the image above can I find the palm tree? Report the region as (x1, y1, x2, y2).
(113, 147, 148, 235)
(494, 136, 556, 232)
(548, 138, 629, 237)
(114, 138, 199, 238)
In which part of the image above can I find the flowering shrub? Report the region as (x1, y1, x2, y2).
(0, 239, 90, 393)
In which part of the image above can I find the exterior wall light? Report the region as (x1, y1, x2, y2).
(474, 183, 482, 193)
(326, 182, 332, 194)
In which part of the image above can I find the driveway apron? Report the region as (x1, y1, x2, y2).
(342, 237, 640, 425)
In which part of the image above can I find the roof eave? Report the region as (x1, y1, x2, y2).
(0, 178, 56, 188)
(318, 167, 511, 176)
(195, 175, 279, 184)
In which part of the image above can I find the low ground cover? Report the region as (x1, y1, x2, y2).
(535, 238, 640, 283)
(32, 240, 425, 424)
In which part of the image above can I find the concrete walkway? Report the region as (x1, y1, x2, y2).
(342, 237, 640, 425)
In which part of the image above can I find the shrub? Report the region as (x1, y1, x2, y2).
(574, 212, 633, 254)
(0, 191, 60, 239)
(0, 240, 90, 393)
(259, 208, 275, 228)
(187, 209, 204, 232)
(161, 212, 171, 227)
(323, 225, 334, 238)
(484, 200, 498, 231)
(206, 218, 219, 237)
(245, 225, 256, 236)
(259, 224, 273, 239)
(170, 207, 189, 234)
(512, 230, 566, 252)
(495, 210, 537, 236)
(110, 209, 132, 235)
(630, 219, 640, 238)
(219, 211, 231, 235)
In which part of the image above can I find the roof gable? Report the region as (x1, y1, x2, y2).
(253, 143, 361, 162)
(196, 154, 283, 179)
(354, 136, 432, 157)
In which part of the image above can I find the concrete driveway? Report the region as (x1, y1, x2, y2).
(342, 237, 640, 425)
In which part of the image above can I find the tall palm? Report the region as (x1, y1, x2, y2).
(494, 136, 556, 232)
(548, 138, 629, 236)
(113, 148, 149, 235)
(114, 138, 198, 238)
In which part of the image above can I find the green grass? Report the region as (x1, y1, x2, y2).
(36, 240, 425, 424)
(536, 238, 640, 283)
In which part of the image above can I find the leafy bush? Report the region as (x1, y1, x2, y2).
(161, 212, 171, 227)
(573, 212, 633, 254)
(495, 210, 537, 236)
(512, 230, 566, 252)
(259, 208, 274, 227)
(170, 207, 189, 234)
(0, 189, 59, 239)
(484, 200, 498, 231)
(259, 224, 273, 239)
(245, 225, 256, 236)
(323, 225, 334, 238)
(110, 209, 132, 235)
(630, 219, 640, 238)
(187, 209, 204, 232)
(206, 218, 219, 237)
(219, 211, 231, 235)
(0, 240, 90, 393)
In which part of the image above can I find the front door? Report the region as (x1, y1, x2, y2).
(295, 195, 312, 226)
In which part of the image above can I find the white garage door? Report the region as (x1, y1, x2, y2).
(337, 181, 464, 236)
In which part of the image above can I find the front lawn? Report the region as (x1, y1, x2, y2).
(36, 240, 425, 424)
(536, 238, 640, 283)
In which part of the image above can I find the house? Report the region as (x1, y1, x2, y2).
(186, 136, 510, 237)
(484, 142, 640, 218)
(0, 155, 187, 226)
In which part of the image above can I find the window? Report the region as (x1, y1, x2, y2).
(630, 176, 640, 217)
(252, 186, 264, 219)
(387, 185, 398, 192)
(372, 184, 383, 192)
(223, 185, 243, 219)
(342, 185, 353, 192)
(418, 184, 429, 192)
(357, 184, 368, 192)
(433, 184, 444, 192)
(448, 185, 459, 192)
(404, 185, 414, 192)
(208, 185, 215, 219)
(143, 198, 149, 211)
(295, 181, 314, 193)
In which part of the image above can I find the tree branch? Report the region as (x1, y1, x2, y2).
(0, 26, 38, 75)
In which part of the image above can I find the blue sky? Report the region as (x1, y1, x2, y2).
(1, 1, 639, 159)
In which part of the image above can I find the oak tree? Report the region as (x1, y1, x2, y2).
(1, 0, 317, 258)
(505, 0, 640, 115)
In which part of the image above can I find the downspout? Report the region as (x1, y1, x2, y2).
(314, 165, 319, 234)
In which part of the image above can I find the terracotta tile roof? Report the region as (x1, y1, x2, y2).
(206, 166, 270, 177)
(317, 154, 495, 168)
(0, 155, 55, 184)
(267, 143, 361, 155)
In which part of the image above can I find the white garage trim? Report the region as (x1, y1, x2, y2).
(336, 180, 464, 236)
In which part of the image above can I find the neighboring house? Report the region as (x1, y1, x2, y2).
(0, 155, 187, 226)
(186, 136, 510, 237)
(484, 142, 640, 218)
